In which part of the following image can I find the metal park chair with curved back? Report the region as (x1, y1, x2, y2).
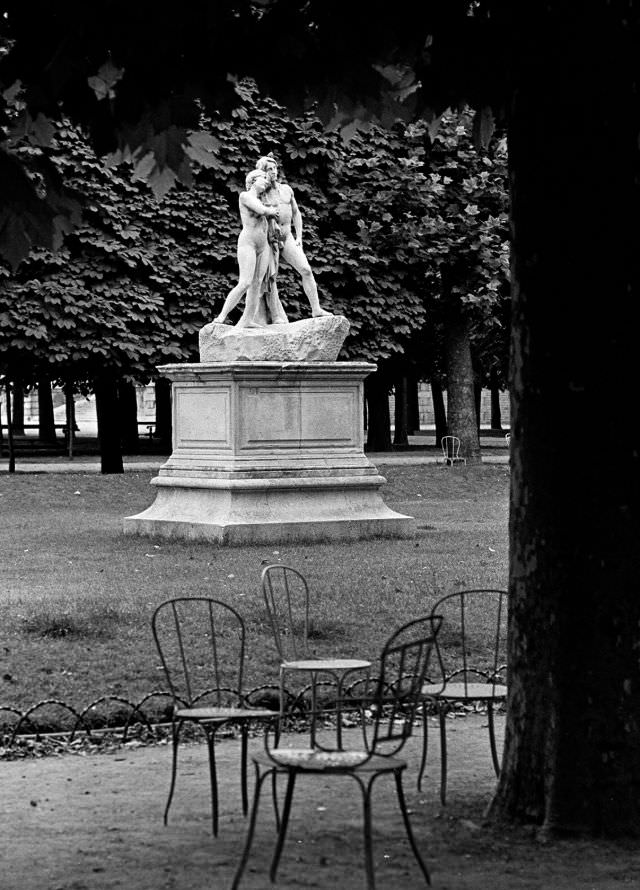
(261, 563, 371, 746)
(231, 614, 443, 890)
(151, 597, 274, 835)
(418, 588, 508, 804)
(441, 435, 467, 466)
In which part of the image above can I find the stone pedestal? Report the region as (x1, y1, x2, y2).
(123, 361, 414, 544)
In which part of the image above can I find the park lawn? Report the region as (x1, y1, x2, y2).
(0, 463, 509, 727)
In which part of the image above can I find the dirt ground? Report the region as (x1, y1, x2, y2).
(2, 713, 639, 890)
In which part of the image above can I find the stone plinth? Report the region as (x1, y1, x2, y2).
(123, 362, 414, 544)
(199, 315, 350, 363)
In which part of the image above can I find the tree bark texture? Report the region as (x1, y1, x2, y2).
(37, 378, 58, 444)
(94, 379, 124, 474)
(364, 370, 391, 452)
(444, 310, 481, 463)
(489, 4, 640, 836)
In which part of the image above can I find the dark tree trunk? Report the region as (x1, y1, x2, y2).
(407, 374, 421, 434)
(444, 309, 481, 463)
(474, 381, 482, 436)
(37, 378, 58, 444)
(364, 370, 391, 452)
(94, 378, 124, 474)
(154, 377, 172, 453)
(64, 385, 76, 459)
(430, 379, 447, 448)
(4, 382, 15, 473)
(118, 381, 140, 454)
(489, 368, 504, 432)
(393, 374, 409, 447)
(488, 4, 640, 836)
(11, 381, 24, 435)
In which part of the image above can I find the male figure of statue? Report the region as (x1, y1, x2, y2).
(256, 155, 332, 320)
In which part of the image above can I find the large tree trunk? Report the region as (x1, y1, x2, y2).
(94, 378, 124, 474)
(37, 378, 58, 444)
(364, 370, 391, 452)
(444, 309, 481, 463)
(488, 4, 640, 836)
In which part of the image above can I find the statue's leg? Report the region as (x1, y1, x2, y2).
(235, 248, 270, 328)
(213, 241, 256, 323)
(280, 239, 332, 317)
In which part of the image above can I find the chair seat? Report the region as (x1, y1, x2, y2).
(175, 706, 275, 721)
(421, 681, 507, 701)
(282, 658, 371, 672)
(252, 748, 406, 772)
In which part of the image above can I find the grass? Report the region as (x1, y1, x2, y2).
(0, 463, 509, 725)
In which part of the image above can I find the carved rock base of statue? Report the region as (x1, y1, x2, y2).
(199, 315, 350, 363)
(123, 362, 414, 545)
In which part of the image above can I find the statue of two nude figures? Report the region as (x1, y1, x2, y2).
(213, 155, 332, 328)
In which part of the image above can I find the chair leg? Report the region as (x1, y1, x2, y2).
(204, 726, 219, 836)
(360, 776, 376, 890)
(164, 719, 182, 826)
(231, 764, 270, 890)
(439, 706, 448, 806)
(417, 705, 429, 792)
(240, 722, 249, 816)
(487, 702, 501, 776)
(394, 770, 431, 886)
(271, 769, 280, 831)
(269, 770, 297, 882)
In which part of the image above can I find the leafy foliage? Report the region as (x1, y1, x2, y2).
(0, 82, 508, 388)
(0, 2, 510, 267)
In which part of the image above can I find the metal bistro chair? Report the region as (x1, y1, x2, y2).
(418, 588, 508, 804)
(231, 614, 443, 890)
(151, 598, 274, 835)
(261, 563, 371, 748)
(441, 435, 466, 466)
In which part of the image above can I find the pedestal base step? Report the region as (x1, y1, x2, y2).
(123, 478, 414, 545)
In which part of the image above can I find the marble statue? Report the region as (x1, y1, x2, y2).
(213, 158, 332, 327)
(213, 169, 286, 329)
(255, 155, 332, 322)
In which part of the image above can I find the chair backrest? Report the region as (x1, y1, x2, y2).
(151, 597, 246, 708)
(441, 435, 461, 460)
(429, 589, 508, 695)
(368, 614, 443, 758)
(261, 563, 312, 661)
(263, 614, 442, 766)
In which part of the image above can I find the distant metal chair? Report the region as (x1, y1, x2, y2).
(440, 435, 466, 466)
(231, 614, 443, 890)
(261, 564, 371, 747)
(151, 597, 274, 835)
(418, 589, 508, 804)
